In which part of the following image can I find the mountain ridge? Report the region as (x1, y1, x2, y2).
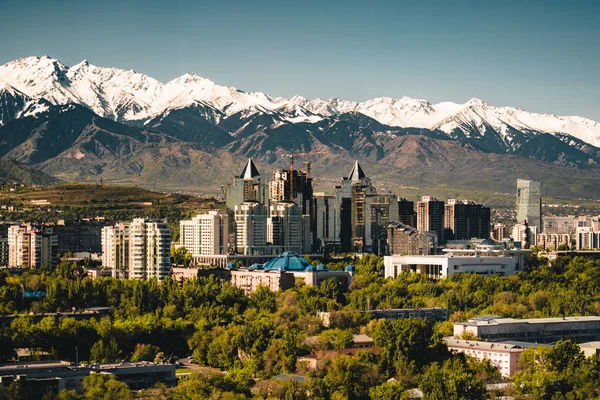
(1, 56, 600, 150)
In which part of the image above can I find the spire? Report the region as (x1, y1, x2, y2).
(239, 158, 260, 179)
(348, 161, 366, 181)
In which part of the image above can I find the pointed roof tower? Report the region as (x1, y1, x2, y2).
(348, 161, 366, 181)
(239, 158, 260, 179)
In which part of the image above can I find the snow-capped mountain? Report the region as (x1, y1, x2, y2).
(2, 55, 600, 150)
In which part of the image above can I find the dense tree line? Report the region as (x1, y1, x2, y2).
(1, 254, 600, 398)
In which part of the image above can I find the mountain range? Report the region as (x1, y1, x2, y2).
(1, 55, 600, 200)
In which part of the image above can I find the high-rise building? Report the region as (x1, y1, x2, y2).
(516, 179, 542, 231)
(234, 202, 267, 255)
(53, 219, 105, 253)
(444, 199, 491, 241)
(417, 197, 445, 244)
(313, 193, 340, 252)
(101, 218, 171, 280)
(335, 161, 377, 252)
(179, 211, 229, 256)
(225, 159, 267, 210)
(397, 198, 417, 228)
(268, 169, 313, 215)
(387, 222, 438, 255)
(7, 225, 58, 269)
(268, 202, 303, 253)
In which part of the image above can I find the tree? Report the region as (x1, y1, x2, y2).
(419, 357, 486, 400)
(82, 374, 132, 400)
(324, 355, 382, 400)
(130, 343, 160, 362)
(369, 379, 407, 400)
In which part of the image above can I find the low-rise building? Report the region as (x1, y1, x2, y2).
(444, 338, 529, 377)
(91, 362, 176, 390)
(537, 233, 571, 250)
(579, 341, 600, 358)
(174, 253, 353, 292)
(454, 315, 600, 343)
(317, 308, 448, 327)
(384, 244, 529, 279)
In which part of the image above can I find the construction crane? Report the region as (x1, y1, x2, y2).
(281, 151, 329, 195)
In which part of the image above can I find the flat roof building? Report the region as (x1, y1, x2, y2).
(454, 315, 600, 343)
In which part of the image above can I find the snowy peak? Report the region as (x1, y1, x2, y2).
(1, 56, 600, 148)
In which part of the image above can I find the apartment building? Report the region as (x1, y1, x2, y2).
(179, 211, 229, 256)
(101, 219, 171, 280)
(7, 225, 57, 269)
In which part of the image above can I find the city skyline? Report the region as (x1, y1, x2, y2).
(1, 0, 599, 120)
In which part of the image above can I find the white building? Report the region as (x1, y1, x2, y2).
(234, 201, 267, 255)
(576, 227, 600, 250)
(384, 245, 529, 279)
(179, 211, 229, 256)
(444, 338, 528, 377)
(101, 218, 171, 280)
(268, 202, 304, 253)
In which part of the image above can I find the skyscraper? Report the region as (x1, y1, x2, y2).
(234, 201, 267, 255)
(516, 179, 542, 230)
(225, 158, 267, 210)
(416, 196, 445, 244)
(268, 202, 304, 253)
(444, 199, 491, 240)
(335, 161, 377, 252)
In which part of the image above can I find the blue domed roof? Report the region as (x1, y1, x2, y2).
(305, 265, 315, 272)
(263, 252, 312, 272)
(316, 263, 327, 271)
(249, 263, 263, 270)
(345, 264, 356, 272)
(226, 262, 237, 269)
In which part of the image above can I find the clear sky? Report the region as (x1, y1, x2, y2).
(1, 0, 599, 120)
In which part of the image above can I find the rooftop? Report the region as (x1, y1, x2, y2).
(458, 315, 600, 326)
(444, 338, 525, 352)
(263, 252, 312, 272)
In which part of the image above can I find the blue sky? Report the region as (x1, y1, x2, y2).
(1, 0, 599, 120)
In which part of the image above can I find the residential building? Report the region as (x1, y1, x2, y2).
(7, 225, 57, 269)
(516, 179, 542, 230)
(234, 201, 267, 255)
(417, 196, 445, 244)
(268, 202, 305, 253)
(101, 219, 171, 280)
(52, 219, 105, 253)
(268, 168, 313, 216)
(179, 211, 229, 256)
(443, 199, 490, 241)
(537, 233, 571, 250)
(543, 216, 576, 235)
(387, 222, 437, 255)
(491, 223, 507, 242)
(454, 315, 600, 343)
(576, 227, 600, 250)
(444, 338, 526, 377)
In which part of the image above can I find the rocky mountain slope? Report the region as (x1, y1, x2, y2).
(2, 56, 600, 198)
